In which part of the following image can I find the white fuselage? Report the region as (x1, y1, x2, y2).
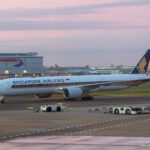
(0, 74, 149, 96)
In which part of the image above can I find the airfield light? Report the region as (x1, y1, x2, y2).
(5, 70, 9, 74)
(23, 70, 27, 74)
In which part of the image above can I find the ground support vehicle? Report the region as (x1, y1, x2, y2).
(141, 106, 150, 114)
(100, 106, 150, 115)
(40, 104, 66, 112)
(112, 107, 142, 115)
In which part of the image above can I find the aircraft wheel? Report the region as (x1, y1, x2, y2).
(88, 96, 94, 100)
(0, 99, 5, 104)
(1, 100, 5, 104)
(81, 96, 94, 100)
(0, 96, 5, 104)
(81, 97, 86, 100)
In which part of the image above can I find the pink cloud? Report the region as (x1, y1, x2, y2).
(62, 4, 150, 24)
(0, 30, 75, 40)
(0, 0, 111, 9)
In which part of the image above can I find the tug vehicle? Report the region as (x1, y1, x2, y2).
(112, 106, 142, 115)
(40, 103, 66, 112)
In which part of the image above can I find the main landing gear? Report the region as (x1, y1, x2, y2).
(81, 96, 94, 100)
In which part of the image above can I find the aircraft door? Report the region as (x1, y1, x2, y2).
(3, 80, 12, 90)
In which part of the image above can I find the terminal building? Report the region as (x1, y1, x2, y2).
(0, 52, 45, 78)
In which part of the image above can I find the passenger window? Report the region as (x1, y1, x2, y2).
(121, 108, 124, 110)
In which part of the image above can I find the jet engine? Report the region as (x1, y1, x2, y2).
(35, 94, 51, 99)
(62, 87, 83, 99)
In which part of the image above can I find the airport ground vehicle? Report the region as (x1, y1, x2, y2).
(112, 106, 142, 115)
(141, 106, 150, 114)
(40, 104, 66, 112)
(100, 106, 150, 115)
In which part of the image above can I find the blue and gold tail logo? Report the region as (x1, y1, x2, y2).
(132, 49, 150, 74)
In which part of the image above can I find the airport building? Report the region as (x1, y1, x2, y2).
(46, 65, 122, 76)
(0, 52, 45, 78)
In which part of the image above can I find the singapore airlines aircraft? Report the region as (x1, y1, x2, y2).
(0, 49, 150, 104)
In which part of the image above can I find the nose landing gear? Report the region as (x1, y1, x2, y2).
(0, 96, 5, 104)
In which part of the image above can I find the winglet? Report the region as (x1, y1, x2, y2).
(132, 49, 150, 74)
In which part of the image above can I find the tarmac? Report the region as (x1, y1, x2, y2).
(0, 96, 150, 149)
(1, 136, 150, 150)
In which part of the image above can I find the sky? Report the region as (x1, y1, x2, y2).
(0, 0, 150, 67)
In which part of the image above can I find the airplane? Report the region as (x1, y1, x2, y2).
(0, 49, 150, 104)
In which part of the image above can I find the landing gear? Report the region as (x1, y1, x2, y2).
(0, 97, 5, 104)
(81, 96, 94, 100)
(1, 100, 5, 104)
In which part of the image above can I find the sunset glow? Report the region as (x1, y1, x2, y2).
(0, 0, 150, 66)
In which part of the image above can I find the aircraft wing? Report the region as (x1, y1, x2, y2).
(79, 78, 150, 92)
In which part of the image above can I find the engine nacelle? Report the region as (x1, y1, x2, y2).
(63, 87, 83, 99)
(35, 94, 51, 99)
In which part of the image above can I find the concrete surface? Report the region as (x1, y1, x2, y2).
(1, 136, 150, 150)
(0, 96, 150, 149)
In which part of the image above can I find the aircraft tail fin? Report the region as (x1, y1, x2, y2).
(132, 49, 150, 74)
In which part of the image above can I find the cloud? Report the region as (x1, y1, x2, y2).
(0, 0, 149, 31)
(0, 0, 150, 19)
(0, 20, 149, 31)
